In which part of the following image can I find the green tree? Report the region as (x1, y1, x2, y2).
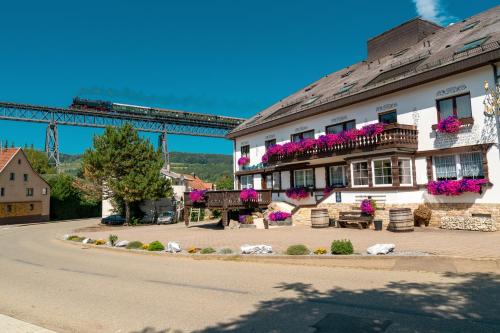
(216, 174, 234, 190)
(24, 147, 55, 174)
(82, 124, 171, 224)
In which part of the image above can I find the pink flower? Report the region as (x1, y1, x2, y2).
(240, 188, 257, 202)
(189, 190, 207, 203)
(323, 187, 333, 196)
(359, 123, 385, 137)
(437, 116, 461, 134)
(298, 138, 316, 152)
(360, 199, 374, 216)
(282, 142, 300, 154)
(427, 179, 487, 196)
(237, 156, 250, 166)
(268, 211, 291, 221)
(285, 187, 310, 200)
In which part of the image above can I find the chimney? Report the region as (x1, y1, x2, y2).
(367, 18, 442, 61)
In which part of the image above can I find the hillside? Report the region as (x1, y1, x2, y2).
(58, 151, 233, 183)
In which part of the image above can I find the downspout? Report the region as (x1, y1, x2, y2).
(233, 139, 237, 190)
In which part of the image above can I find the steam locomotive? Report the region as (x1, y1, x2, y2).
(69, 97, 244, 125)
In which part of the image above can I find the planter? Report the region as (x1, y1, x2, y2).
(268, 218, 292, 226)
(388, 208, 414, 232)
(374, 219, 383, 231)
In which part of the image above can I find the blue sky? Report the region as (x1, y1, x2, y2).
(0, 0, 496, 155)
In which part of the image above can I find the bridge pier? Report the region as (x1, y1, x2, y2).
(45, 121, 60, 169)
(158, 130, 170, 171)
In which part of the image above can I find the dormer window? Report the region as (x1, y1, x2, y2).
(341, 70, 355, 78)
(460, 20, 480, 32)
(456, 36, 490, 53)
(338, 83, 357, 94)
(302, 95, 321, 107)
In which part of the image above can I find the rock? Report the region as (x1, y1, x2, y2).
(63, 234, 70, 240)
(253, 218, 265, 229)
(115, 240, 129, 247)
(367, 244, 395, 255)
(240, 244, 273, 254)
(440, 216, 496, 232)
(227, 220, 240, 229)
(82, 238, 92, 244)
(166, 241, 181, 253)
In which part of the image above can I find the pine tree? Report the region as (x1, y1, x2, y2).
(83, 124, 171, 224)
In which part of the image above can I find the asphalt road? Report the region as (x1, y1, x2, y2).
(1, 220, 500, 333)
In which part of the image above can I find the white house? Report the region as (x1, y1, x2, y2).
(227, 6, 500, 226)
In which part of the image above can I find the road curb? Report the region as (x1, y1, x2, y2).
(59, 238, 500, 274)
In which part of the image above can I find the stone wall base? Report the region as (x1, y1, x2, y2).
(0, 214, 50, 225)
(318, 202, 500, 229)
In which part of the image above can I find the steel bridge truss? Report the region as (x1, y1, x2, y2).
(0, 101, 244, 168)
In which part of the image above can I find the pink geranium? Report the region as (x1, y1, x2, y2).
(437, 116, 461, 134)
(360, 199, 374, 216)
(359, 123, 385, 137)
(298, 138, 316, 152)
(323, 186, 333, 196)
(240, 188, 258, 202)
(427, 179, 487, 196)
(237, 156, 250, 166)
(189, 190, 207, 203)
(282, 142, 300, 154)
(268, 211, 292, 221)
(285, 187, 310, 200)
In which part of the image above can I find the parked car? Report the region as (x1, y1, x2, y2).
(157, 211, 175, 224)
(101, 214, 125, 225)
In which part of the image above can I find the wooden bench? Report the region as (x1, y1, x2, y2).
(338, 195, 386, 229)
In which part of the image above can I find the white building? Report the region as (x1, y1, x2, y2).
(227, 6, 500, 226)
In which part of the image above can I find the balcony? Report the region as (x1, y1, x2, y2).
(266, 124, 418, 165)
(184, 190, 272, 226)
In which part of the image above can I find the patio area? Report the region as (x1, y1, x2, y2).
(75, 218, 500, 258)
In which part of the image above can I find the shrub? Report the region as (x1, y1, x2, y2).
(286, 244, 310, 255)
(187, 246, 201, 254)
(331, 239, 354, 255)
(219, 248, 233, 254)
(314, 247, 327, 255)
(126, 241, 144, 249)
(95, 239, 106, 245)
(414, 205, 432, 227)
(108, 234, 118, 246)
(142, 243, 149, 250)
(200, 247, 216, 254)
(67, 235, 83, 242)
(148, 241, 165, 251)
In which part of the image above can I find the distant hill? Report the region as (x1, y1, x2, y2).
(58, 151, 233, 183)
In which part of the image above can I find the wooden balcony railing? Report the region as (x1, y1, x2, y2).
(267, 124, 418, 164)
(184, 190, 272, 209)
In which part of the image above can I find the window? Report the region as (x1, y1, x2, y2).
(459, 152, 483, 179)
(338, 83, 357, 93)
(434, 152, 484, 181)
(460, 21, 479, 32)
(23, 174, 28, 182)
(352, 161, 369, 186)
(18, 159, 21, 164)
(456, 36, 489, 53)
(29, 204, 34, 211)
(265, 139, 276, 151)
(302, 95, 321, 107)
(326, 120, 356, 134)
(437, 93, 472, 120)
(240, 175, 253, 189)
(366, 58, 426, 86)
(434, 155, 457, 180)
(26, 188, 34, 197)
(341, 70, 355, 78)
(291, 130, 314, 142)
(240, 145, 250, 157)
(329, 166, 346, 187)
(6, 205, 12, 213)
(378, 110, 397, 124)
(42, 188, 48, 195)
(294, 169, 314, 188)
(272, 172, 281, 190)
(0, 188, 4, 196)
(373, 159, 392, 185)
(398, 159, 412, 185)
(9, 173, 15, 181)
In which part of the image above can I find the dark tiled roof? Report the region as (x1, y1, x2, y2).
(229, 6, 500, 138)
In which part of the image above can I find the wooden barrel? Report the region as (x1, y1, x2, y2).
(311, 209, 329, 228)
(388, 208, 414, 232)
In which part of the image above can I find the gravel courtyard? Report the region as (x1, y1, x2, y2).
(73, 218, 500, 258)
